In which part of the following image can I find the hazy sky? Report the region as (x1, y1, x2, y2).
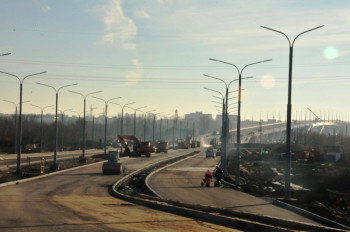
(0, 0, 349, 121)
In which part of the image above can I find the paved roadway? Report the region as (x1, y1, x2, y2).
(0, 149, 104, 170)
(0, 148, 241, 232)
(147, 152, 323, 227)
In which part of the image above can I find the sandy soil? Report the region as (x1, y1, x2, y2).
(51, 195, 242, 232)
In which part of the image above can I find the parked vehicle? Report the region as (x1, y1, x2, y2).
(206, 148, 215, 158)
(156, 141, 168, 153)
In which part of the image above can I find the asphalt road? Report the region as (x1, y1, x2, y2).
(147, 152, 323, 227)
(0, 148, 241, 232)
(0, 149, 105, 170)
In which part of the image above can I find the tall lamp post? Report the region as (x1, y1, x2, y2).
(111, 101, 135, 153)
(3, 100, 30, 154)
(110, 102, 135, 136)
(92, 97, 121, 156)
(70, 110, 84, 150)
(57, 108, 73, 151)
(0, 70, 46, 173)
(152, 112, 164, 142)
(127, 106, 147, 137)
(204, 87, 227, 175)
(31, 104, 54, 153)
(160, 114, 170, 141)
(37, 83, 77, 169)
(143, 109, 155, 141)
(210, 58, 271, 186)
(261, 25, 323, 200)
(69, 90, 102, 161)
(204, 74, 238, 177)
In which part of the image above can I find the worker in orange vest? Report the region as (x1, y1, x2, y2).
(204, 169, 212, 187)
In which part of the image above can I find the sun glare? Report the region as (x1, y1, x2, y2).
(323, 46, 339, 60)
(260, 75, 276, 89)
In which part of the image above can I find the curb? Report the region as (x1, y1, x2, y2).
(273, 199, 350, 231)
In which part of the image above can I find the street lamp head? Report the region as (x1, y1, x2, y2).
(124, 102, 135, 108)
(1, 53, 11, 56)
(135, 106, 147, 111)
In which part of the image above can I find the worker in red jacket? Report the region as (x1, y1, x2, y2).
(204, 169, 212, 187)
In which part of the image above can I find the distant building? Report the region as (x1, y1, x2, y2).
(184, 112, 213, 121)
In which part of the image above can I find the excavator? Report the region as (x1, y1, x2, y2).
(117, 135, 155, 157)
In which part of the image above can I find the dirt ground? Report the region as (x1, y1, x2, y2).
(227, 153, 350, 227)
(51, 195, 241, 232)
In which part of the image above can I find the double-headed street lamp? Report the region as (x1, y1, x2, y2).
(152, 112, 164, 142)
(160, 114, 170, 141)
(210, 58, 272, 186)
(31, 104, 54, 153)
(111, 101, 135, 153)
(70, 110, 84, 150)
(110, 102, 135, 136)
(142, 109, 155, 141)
(37, 83, 77, 169)
(261, 25, 324, 200)
(69, 90, 102, 161)
(0, 70, 47, 173)
(204, 74, 238, 177)
(57, 108, 73, 151)
(3, 100, 30, 154)
(205, 87, 227, 175)
(126, 106, 147, 137)
(92, 97, 122, 156)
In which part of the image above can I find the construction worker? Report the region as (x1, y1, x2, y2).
(204, 169, 212, 187)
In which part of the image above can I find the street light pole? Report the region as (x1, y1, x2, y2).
(210, 58, 271, 186)
(126, 106, 147, 137)
(152, 112, 163, 142)
(70, 110, 84, 150)
(31, 104, 53, 153)
(3, 100, 30, 154)
(204, 74, 237, 177)
(92, 97, 121, 156)
(57, 108, 73, 151)
(142, 110, 155, 141)
(111, 102, 135, 136)
(37, 83, 77, 169)
(160, 114, 170, 141)
(0, 70, 46, 173)
(261, 25, 323, 200)
(204, 87, 227, 175)
(69, 90, 102, 161)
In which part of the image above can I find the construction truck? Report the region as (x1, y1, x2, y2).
(177, 139, 189, 149)
(102, 150, 124, 174)
(118, 135, 155, 157)
(156, 141, 168, 153)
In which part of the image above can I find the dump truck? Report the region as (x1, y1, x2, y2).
(102, 150, 124, 174)
(156, 141, 168, 153)
(118, 135, 155, 157)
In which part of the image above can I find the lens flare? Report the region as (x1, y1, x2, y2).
(323, 46, 339, 60)
(260, 74, 276, 89)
